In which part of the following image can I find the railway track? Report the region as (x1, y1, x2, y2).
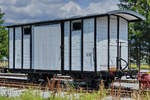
(0, 73, 27, 77)
(0, 81, 41, 89)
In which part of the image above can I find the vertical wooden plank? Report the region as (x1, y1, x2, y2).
(69, 21, 72, 72)
(94, 17, 97, 72)
(13, 27, 15, 69)
(30, 26, 32, 69)
(61, 22, 64, 73)
(107, 16, 110, 71)
(81, 19, 83, 72)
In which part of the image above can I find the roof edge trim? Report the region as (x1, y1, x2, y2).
(108, 10, 146, 21)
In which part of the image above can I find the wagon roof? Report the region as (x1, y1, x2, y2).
(7, 10, 146, 28)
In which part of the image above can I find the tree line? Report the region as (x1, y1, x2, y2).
(119, 0, 150, 66)
(0, 10, 8, 60)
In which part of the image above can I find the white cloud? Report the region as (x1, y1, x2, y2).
(0, 0, 119, 24)
(59, 0, 118, 18)
(86, 0, 118, 14)
(41, 0, 65, 4)
(15, 0, 31, 7)
(0, 0, 16, 5)
(60, 1, 86, 17)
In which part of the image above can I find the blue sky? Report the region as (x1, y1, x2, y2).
(0, 0, 119, 25)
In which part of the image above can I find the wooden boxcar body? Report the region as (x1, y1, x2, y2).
(7, 10, 145, 87)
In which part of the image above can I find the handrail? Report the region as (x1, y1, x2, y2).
(118, 57, 128, 71)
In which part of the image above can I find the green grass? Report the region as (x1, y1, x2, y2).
(129, 64, 150, 70)
(1, 85, 150, 100)
(0, 89, 107, 100)
(1, 88, 150, 100)
(0, 83, 108, 100)
(0, 61, 8, 67)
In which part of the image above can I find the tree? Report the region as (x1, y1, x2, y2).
(118, 0, 150, 66)
(0, 10, 8, 60)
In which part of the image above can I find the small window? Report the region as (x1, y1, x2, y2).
(24, 27, 31, 35)
(72, 22, 81, 31)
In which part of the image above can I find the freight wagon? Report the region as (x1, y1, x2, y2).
(7, 10, 145, 87)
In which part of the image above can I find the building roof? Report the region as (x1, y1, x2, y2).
(7, 10, 146, 28)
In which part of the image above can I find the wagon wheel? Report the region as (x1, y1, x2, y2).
(84, 74, 100, 89)
(33, 74, 40, 83)
(71, 74, 81, 88)
(91, 79, 101, 89)
(27, 73, 32, 82)
(27, 73, 40, 83)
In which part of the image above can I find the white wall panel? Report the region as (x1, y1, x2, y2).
(109, 16, 117, 68)
(83, 18, 94, 71)
(9, 28, 14, 69)
(15, 27, 22, 69)
(119, 18, 128, 68)
(33, 24, 61, 70)
(23, 35, 30, 69)
(64, 21, 70, 70)
(96, 17, 108, 71)
(72, 21, 81, 71)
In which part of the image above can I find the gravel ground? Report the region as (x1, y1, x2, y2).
(103, 96, 134, 100)
(113, 76, 139, 90)
(113, 82, 139, 90)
